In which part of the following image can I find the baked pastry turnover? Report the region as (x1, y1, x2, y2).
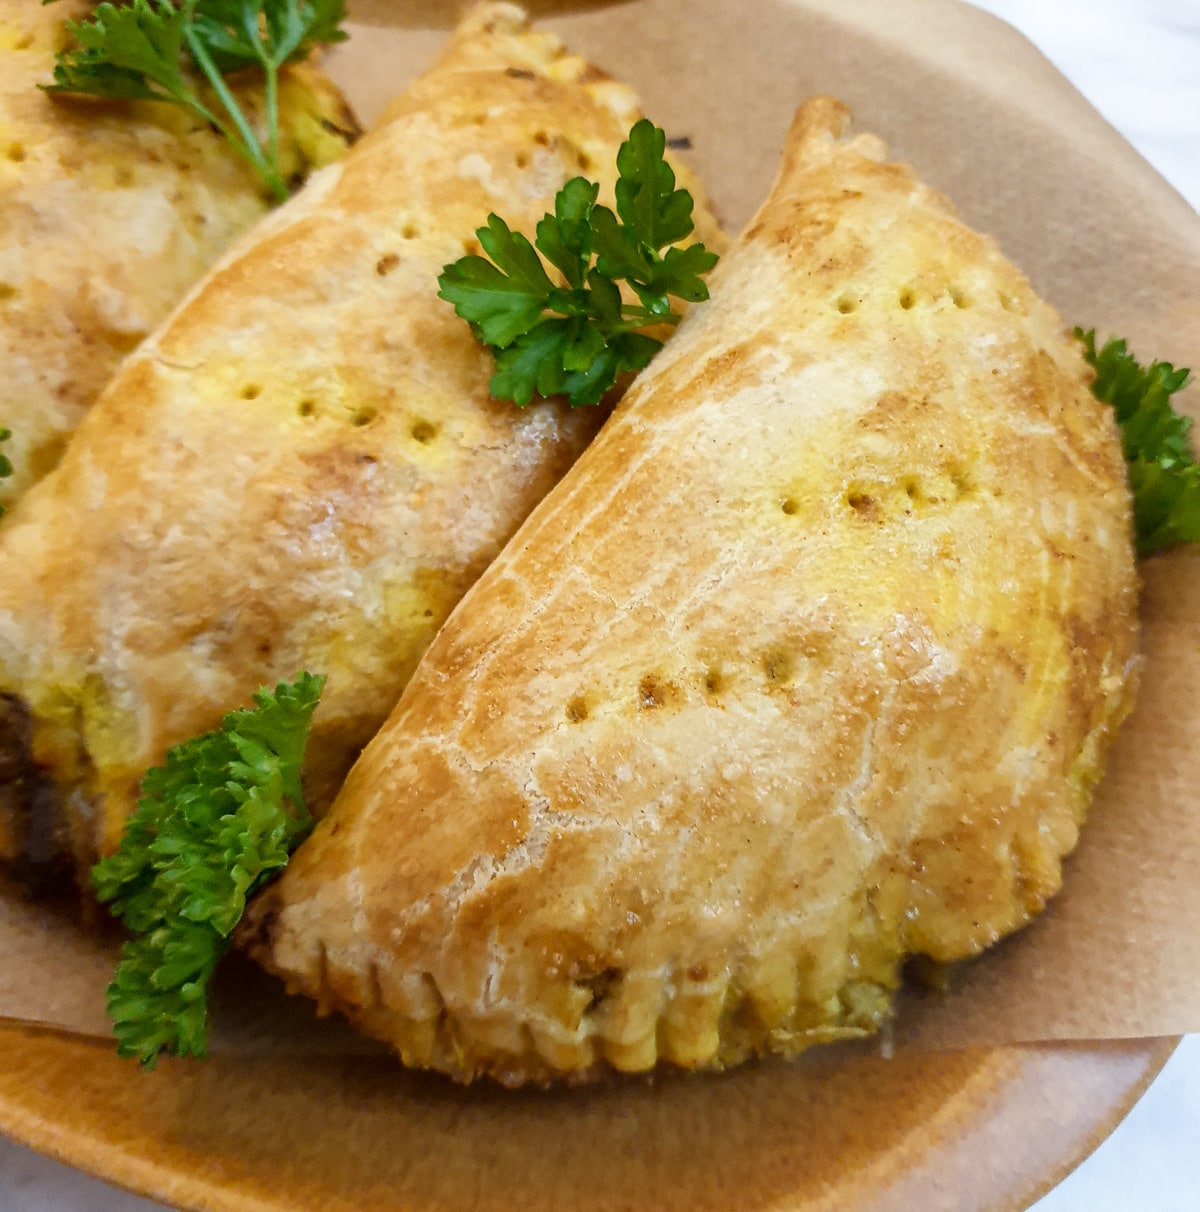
(244, 98, 1139, 1085)
(0, 0, 356, 509)
(0, 3, 720, 877)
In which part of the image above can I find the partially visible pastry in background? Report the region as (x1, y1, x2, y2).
(0, 0, 357, 509)
(0, 3, 722, 882)
(243, 97, 1138, 1086)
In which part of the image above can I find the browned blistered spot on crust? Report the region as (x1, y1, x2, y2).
(644, 342, 761, 411)
(845, 489, 877, 518)
(857, 389, 926, 429)
(779, 211, 841, 253)
(576, 62, 613, 84)
(211, 599, 282, 669)
(290, 443, 390, 559)
(637, 673, 681, 710)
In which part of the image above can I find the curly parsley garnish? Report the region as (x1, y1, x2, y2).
(92, 672, 325, 1068)
(1078, 328, 1199, 556)
(438, 118, 720, 407)
(42, 0, 348, 200)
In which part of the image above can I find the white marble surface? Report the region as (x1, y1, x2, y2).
(1, 1, 1197, 1209)
(970, 0, 1200, 211)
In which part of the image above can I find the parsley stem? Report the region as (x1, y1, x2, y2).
(544, 305, 681, 333)
(237, 6, 283, 200)
(265, 63, 281, 189)
(175, 92, 246, 173)
(619, 306, 682, 327)
(183, 26, 287, 201)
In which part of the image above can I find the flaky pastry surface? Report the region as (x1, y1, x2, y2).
(245, 98, 1139, 1086)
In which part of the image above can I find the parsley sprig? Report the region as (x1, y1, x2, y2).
(92, 672, 325, 1068)
(42, 0, 348, 200)
(1078, 329, 1199, 556)
(0, 428, 12, 516)
(438, 119, 720, 406)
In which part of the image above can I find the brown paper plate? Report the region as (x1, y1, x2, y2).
(0, 0, 1195, 1208)
(0, 1027, 1178, 1212)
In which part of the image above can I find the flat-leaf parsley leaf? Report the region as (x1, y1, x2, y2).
(438, 118, 719, 407)
(42, 0, 348, 201)
(92, 672, 325, 1068)
(1078, 328, 1200, 556)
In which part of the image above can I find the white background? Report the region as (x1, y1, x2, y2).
(964, 6, 1200, 1212)
(2, 0, 1198, 1208)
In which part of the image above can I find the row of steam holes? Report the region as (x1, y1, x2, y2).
(564, 652, 798, 725)
(834, 284, 1026, 316)
(0, 147, 26, 302)
(556, 464, 970, 727)
(780, 468, 974, 523)
(266, 134, 586, 439)
(187, 133, 574, 437)
(827, 283, 991, 522)
(234, 381, 440, 447)
(242, 221, 443, 436)
(367, 127, 592, 274)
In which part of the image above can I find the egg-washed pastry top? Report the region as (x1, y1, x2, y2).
(0, 0, 357, 510)
(0, 2, 723, 880)
(242, 97, 1140, 1087)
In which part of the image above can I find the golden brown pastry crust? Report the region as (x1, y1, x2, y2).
(0, 0, 357, 510)
(243, 98, 1139, 1086)
(0, 3, 722, 876)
